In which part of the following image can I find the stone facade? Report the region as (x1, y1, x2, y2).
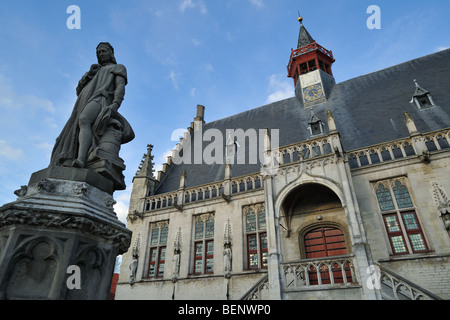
(116, 119, 450, 300)
(116, 22, 450, 300)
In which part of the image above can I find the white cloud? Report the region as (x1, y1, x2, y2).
(204, 63, 214, 72)
(0, 140, 23, 160)
(154, 149, 173, 174)
(168, 70, 181, 90)
(248, 0, 264, 8)
(266, 74, 294, 103)
(225, 32, 234, 42)
(180, 0, 195, 12)
(435, 46, 450, 52)
(179, 0, 207, 14)
(192, 38, 202, 47)
(0, 74, 55, 114)
(114, 189, 132, 225)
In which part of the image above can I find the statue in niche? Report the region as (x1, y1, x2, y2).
(223, 218, 232, 279)
(223, 243, 232, 279)
(50, 42, 134, 190)
(172, 249, 180, 283)
(129, 235, 140, 285)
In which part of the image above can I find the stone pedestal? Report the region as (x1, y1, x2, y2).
(0, 169, 131, 300)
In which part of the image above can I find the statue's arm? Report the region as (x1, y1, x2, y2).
(76, 64, 100, 96)
(111, 74, 126, 111)
(76, 72, 91, 96)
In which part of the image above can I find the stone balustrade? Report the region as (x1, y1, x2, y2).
(282, 255, 356, 288)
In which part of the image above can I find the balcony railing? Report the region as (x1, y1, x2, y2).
(283, 255, 356, 289)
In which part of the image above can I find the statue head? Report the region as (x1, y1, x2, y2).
(96, 42, 117, 65)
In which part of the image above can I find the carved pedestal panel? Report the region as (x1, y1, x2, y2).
(0, 176, 131, 300)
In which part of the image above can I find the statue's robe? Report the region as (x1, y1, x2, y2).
(50, 63, 134, 167)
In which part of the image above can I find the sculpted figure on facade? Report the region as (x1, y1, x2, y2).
(129, 234, 140, 285)
(223, 218, 232, 279)
(172, 226, 182, 283)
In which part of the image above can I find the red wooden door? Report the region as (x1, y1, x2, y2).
(304, 227, 352, 285)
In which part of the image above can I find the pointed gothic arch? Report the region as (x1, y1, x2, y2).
(275, 175, 346, 238)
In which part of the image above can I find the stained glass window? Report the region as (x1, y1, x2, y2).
(193, 214, 215, 274)
(150, 228, 159, 246)
(194, 220, 204, 240)
(260, 233, 268, 268)
(157, 248, 166, 277)
(205, 241, 214, 274)
(245, 204, 267, 270)
(205, 217, 214, 238)
(402, 212, 419, 230)
(159, 225, 168, 245)
(246, 211, 256, 232)
(148, 222, 169, 278)
(384, 215, 401, 232)
(390, 235, 408, 254)
(258, 211, 266, 231)
(409, 234, 427, 252)
(248, 235, 258, 269)
(375, 180, 428, 256)
(148, 248, 157, 277)
(194, 242, 203, 274)
(393, 181, 413, 209)
(376, 184, 395, 211)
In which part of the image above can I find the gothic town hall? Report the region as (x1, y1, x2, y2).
(116, 17, 450, 300)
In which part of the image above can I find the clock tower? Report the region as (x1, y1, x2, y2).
(287, 16, 336, 107)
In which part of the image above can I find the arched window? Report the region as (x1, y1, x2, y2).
(374, 179, 429, 255)
(244, 204, 267, 270)
(147, 221, 169, 278)
(193, 213, 215, 275)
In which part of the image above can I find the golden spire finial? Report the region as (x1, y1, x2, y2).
(298, 10, 303, 23)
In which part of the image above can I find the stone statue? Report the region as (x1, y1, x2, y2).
(129, 257, 138, 285)
(50, 42, 134, 191)
(129, 234, 140, 285)
(172, 250, 180, 283)
(224, 243, 232, 279)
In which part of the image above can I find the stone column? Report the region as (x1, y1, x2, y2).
(263, 174, 283, 300)
(0, 167, 131, 300)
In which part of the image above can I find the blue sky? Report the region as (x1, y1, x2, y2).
(0, 0, 449, 224)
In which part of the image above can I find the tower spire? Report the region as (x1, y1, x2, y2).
(135, 144, 155, 179)
(287, 14, 336, 106)
(297, 15, 315, 48)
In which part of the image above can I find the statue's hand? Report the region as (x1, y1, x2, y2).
(89, 64, 101, 76)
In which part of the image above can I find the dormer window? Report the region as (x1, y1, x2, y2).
(308, 110, 325, 137)
(310, 122, 323, 136)
(417, 95, 433, 108)
(410, 80, 435, 110)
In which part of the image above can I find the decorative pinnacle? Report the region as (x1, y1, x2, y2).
(298, 10, 303, 23)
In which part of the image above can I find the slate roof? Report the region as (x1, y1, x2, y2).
(297, 22, 315, 48)
(155, 48, 450, 194)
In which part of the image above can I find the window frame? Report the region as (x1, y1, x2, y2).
(146, 221, 169, 279)
(244, 204, 267, 270)
(374, 179, 429, 256)
(192, 213, 215, 275)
